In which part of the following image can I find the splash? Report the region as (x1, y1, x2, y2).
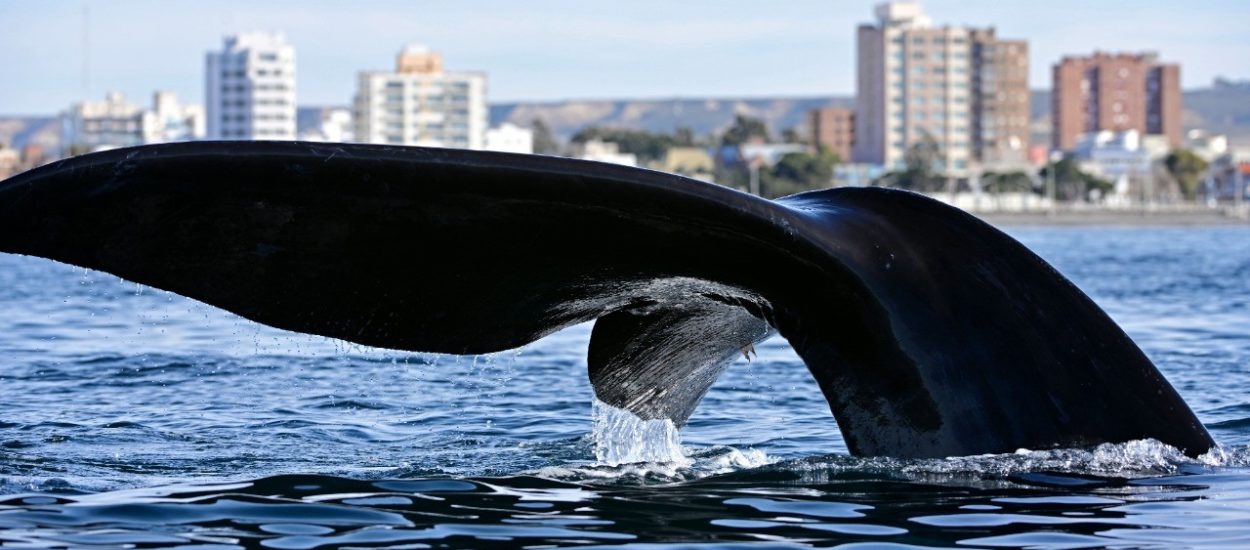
(766, 439, 1250, 485)
(591, 399, 690, 467)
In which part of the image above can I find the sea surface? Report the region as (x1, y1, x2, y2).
(1, 226, 1249, 548)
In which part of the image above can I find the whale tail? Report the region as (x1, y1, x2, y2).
(0, 142, 1214, 458)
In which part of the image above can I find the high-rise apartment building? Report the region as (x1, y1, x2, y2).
(807, 107, 855, 161)
(969, 29, 1030, 167)
(1051, 52, 1181, 151)
(205, 33, 296, 140)
(854, 2, 1029, 174)
(353, 45, 488, 149)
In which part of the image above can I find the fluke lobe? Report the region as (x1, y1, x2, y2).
(0, 141, 1215, 458)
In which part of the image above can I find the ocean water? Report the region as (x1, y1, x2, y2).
(1, 226, 1248, 548)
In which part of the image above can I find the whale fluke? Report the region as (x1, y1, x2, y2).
(0, 142, 1214, 458)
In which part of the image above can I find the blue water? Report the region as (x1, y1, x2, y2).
(1, 226, 1249, 548)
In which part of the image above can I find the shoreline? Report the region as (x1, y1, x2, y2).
(976, 209, 1250, 227)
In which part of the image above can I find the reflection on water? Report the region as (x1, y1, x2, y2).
(2, 458, 1249, 548)
(1, 226, 1249, 547)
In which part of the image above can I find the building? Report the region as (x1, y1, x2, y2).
(0, 147, 18, 179)
(1186, 130, 1229, 162)
(1072, 129, 1160, 183)
(147, 91, 206, 143)
(969, 28, 1030, 167)
(573, 140, 636, 166)
(854, 2, 1029, 175)
(205, 32, 296, 140)
(1052, 52, 1181, 151)
(1209, 148, 1250, 202)
(484, 123, 534, 154)
(61, 91, 205, 153)
(297, 107, 354, 142)
(61, 92, 146, 152)
(807, 107, 855, 161)
(657, 146, 715, 179)
(353, 45, 488, 149)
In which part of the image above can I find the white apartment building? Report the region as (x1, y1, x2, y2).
(298, 107, 354, 142)
(62, 91, 205, 153)
(205, 33, 296, 140)
(354, 45, 488, 149)
(574, 140, 637, 167)
(148, 91, 206, 143)
(1073, 129, 1165, 182)
(484, 123, 534, 154)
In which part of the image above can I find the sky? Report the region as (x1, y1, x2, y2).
(1, 0, 1247, 115)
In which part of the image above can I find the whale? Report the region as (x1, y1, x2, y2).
(0, 141, 1214, 458)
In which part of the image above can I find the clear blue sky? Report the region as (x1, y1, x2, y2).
(1, 0, 1246, 114)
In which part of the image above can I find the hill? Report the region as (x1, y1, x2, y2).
(6, 83, 1248, 152)
(494, 85, 1250, 147)
(490, 96, 853, 141)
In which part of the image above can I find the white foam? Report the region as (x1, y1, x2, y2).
(591, 399, 690, 467)
(778, 439, 1250, 484)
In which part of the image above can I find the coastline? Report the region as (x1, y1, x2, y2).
(976, 209, 1250, 227)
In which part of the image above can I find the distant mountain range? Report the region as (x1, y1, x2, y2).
(488, 96, 855, 141)
(492, 85, 1250, 146)
(0, 116, 59, 152)
(4, 83, 1247, 153)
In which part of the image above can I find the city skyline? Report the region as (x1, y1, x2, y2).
(1, 0, 1247, 115)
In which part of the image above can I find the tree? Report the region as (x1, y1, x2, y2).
(673, 127, 696, 147)
(981, 171, 1036, 194)
(873, 133, 945, 192)
(719, 115, 770, 146)
(530, 118, 559, 155)
(570, 126, 678, 164)
(758, 147, 840, 198)
(1039, 155, 1113, 201)
(781, 127, 805, 145)
(1165, 149, 1210, 201)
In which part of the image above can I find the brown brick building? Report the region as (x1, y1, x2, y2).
(1052, 52, 1182, 151)
(970, 29, 1030, 167)
(807, 107, 855, 161)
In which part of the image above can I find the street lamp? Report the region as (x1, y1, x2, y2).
(1046, 150, 1061, 214)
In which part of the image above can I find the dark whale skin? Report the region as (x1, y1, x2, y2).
(0, 141, 1214, 458)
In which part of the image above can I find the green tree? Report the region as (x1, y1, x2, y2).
(981, 171, 1036, 194)
(673, 127, 696, 147)
(570, 126, 678, 164)
(758, 147, 840, 198)
(781, 127, 805, 144)
(1164, 149, 1210, 201)
(1039, 156, 1113, 201)
(719, 115, 770, 146)
(873, 133, 945, 192)
(530, 118, 559, 155)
